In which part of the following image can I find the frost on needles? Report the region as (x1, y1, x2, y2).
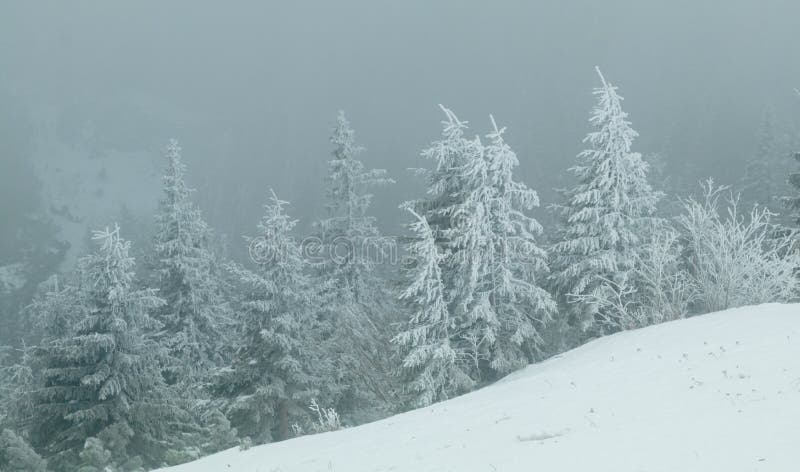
(396, 106, 555, 405)
(549, 68, 661, 335)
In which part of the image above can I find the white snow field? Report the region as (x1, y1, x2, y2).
(158, 303, 800, 472)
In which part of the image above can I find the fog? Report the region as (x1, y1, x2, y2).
(2, 0, 799, 259)
(3, 4, 800, 468)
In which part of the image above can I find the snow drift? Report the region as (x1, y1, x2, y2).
(157, 303, 800, 472)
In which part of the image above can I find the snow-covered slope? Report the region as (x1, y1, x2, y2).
(158, 303, 800, 472)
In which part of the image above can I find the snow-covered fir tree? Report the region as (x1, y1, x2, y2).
(549, 68, 661, 334)
(313, 111, 396, 420)
(30, 226, 177, 469)
(410, 106, 479, 241)
(785, 151, 800, 228)
(443, 113, 554, 378)
(740, 109, 791, 214)
(477, 116, 555, 372)
(404, 106, 482, 377)
(393, 208, 472, 407)
(405, 107, 554, 384)
(316, 111, 394, 304)
(0, 428, 47, 472)
(152, 139, 230, 382)
(218, 192, 330, 443)
(0, 343, 37, 436)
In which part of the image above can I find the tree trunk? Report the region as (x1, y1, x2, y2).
(278, 399, 289, 441)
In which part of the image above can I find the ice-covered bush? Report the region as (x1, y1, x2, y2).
(308, 399, 342, 434)
(679, 180, 800, 313)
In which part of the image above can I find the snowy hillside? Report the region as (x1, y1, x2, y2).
(157, 303, 800, 472)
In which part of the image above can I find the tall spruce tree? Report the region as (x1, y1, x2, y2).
(153, 139, 229, 382)
(31, 226, 172, 469)
(218, 192, 329, 443)
(411, 106, 480, 244)
(785, 151, 800, 228)
(405, 106, 482, 373)
(549, 68, 660, 334)
(393, 208, 472, 407)
(404, 107, 554, 385)
(316, 112, 394, 302)
(440, 114, 555, 378)
(740, 109, 790, 214)
(478, 116, 555, 372)
(313, 111, 395, 420)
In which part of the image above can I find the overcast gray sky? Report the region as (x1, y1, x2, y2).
(2, 0, 799, 248)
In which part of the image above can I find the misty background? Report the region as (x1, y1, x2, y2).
(2, 3, 800, 469)
(2, 0, 800, 271)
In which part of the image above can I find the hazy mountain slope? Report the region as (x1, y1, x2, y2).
(157, 303, 800, 472)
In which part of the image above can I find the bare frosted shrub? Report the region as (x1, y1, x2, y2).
(308, 399, 342, 434)
(679, 180, 800, 313)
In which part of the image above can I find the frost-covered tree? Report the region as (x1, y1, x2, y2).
(316, 111, 394, 302)
(393, 208, 472, 407)
(569, 222, 695, 331)
(478, 116, 555, 372)
(0, 343, 37, 435)
(443, 115, 555, 376)
(404, 106, 480, 369)
(193, 408, 237, 455)
(152, 139, 230, 382)
(409, 106, 480, 243)
(678, 180, 800, 313)
(0, 347, 11, 426)
(549, 68, 661, 334)
(740, 109, 791, 214)
(31, 226, 192, 470)
(218, 192, 329, 443)
(405, 107, 554, 383)
(631, 223, 695, 322)
(77, 437, 112, 472)
(785, 151, 800, 228)
(0, 428, 47, 472)
(313, 111, 396, 420)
